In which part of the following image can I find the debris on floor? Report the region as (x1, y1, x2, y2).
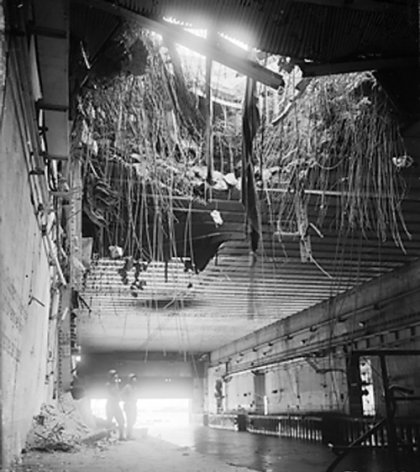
(25, 395, 91, 452)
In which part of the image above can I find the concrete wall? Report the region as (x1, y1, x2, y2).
(208, 260, 420, 416)
(265, 358, 347, 414)
(207, 356, 347, 415)
(0, 46, 53, 468)
(225, 371, 254, 412)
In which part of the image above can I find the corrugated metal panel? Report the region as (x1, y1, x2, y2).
(110, 0, 416, 60)
(71, 2, 121, 60)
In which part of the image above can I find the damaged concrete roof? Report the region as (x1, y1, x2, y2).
(70, 0, 420, 355)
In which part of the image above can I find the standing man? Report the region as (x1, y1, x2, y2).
(122, 373, 138, 439)
(105, 369, 125, 440)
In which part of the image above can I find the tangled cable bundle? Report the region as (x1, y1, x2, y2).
(74, 32, 205, 261)
(73, 27, 410, 266)
(258, 72, 409, 250)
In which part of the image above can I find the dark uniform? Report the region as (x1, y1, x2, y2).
(105, 370, 125, 440)
(122, 373, 138, 439)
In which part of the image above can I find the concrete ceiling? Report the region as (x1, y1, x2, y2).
(78, 187, 420, 354)
(73, 0, 420, 355)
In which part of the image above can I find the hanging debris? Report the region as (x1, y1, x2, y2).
(241, 75, 261, 253)
(72, 20, 410, 281)
(257, 71, 409, 251)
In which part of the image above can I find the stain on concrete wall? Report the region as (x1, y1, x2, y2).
(207, 354, 348, 415)
(0, 66, 52, 468)
(224, 372, 254, 412)
(265, 359, 347, 414)
(206, 363, 227, 413)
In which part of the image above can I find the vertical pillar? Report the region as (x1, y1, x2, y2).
(58, 287, 72, 395)
(347, 353, 363, 416)
(379, 355, 399, 471)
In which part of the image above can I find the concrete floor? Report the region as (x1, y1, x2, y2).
(15, 426, 420, 472)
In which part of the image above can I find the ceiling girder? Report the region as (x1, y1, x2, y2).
(73, 0, 285, 89)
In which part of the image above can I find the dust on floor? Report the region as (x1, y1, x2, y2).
(15, 435, 258, 472)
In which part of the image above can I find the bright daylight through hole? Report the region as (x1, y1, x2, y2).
(90, 398, 191, 429)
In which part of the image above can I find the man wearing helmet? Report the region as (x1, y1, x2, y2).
(105, 369, 125, 440)
(122, 373, 138, 440)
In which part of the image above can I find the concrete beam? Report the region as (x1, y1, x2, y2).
(210, 258, 420, 364)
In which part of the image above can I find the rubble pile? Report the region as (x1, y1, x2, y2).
(25, 396, 91, 452)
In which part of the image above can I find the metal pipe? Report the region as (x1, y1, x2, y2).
(44, 231, 67, 287)
(8, 49, 67, 287)
(9, 34, 50, 209)
(353, 349, 420, 357)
